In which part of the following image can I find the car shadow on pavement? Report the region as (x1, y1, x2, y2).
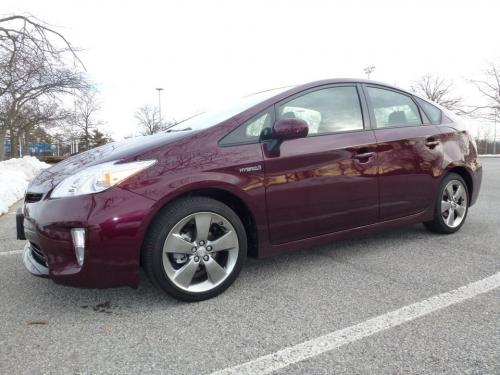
(17, 223, 433, 315)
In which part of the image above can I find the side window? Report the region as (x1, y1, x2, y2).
(366, 87, 422, 128)
(415, 97, 442, 124)
(277, 86, 364, 136)
(219, 109, 272, 146)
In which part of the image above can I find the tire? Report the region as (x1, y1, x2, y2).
(142, 196, 247, 302)
(423, 173, 469, 234)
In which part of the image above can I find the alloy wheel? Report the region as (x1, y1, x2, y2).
(162, 212, 239, 293)
(441, 179, 468, 228)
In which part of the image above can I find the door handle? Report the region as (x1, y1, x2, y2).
(353, 152, 375, 160)
(425, 140, 440, 148)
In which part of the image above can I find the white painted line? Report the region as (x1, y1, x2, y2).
(0, 250, 23, 256)
(211, 272, 500, 375)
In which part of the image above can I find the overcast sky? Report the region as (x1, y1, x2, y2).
(3, 0, 499, 139)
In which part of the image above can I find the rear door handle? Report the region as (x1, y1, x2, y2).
(353, 152, 375, 160)
(425, 140, 440, 148)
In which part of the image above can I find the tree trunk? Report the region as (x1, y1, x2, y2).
(10, 131, 19, 158)
(21, 130, 30, 156)
(85, 128, 90, 151)
(0, 128, 6, 161)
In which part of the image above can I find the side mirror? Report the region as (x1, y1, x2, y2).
(272, 118, 309, 140)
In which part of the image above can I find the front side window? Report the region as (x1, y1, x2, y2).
(366, 87, 422, 128)
(277, 86, 364, 136)
(415, 97, 442, 124)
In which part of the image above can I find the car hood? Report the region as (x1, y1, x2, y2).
(28, 131, 189, 194)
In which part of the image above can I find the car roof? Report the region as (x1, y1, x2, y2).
(291, 78, 407, 93)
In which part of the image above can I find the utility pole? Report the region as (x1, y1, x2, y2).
(364, 66, 375, 80)
(156, 88, 164, 128)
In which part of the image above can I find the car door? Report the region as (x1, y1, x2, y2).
(363, 85, 443, 221)
(262, 85, 379, 245)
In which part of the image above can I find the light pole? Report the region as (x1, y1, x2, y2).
(494, 107, 498, 155)
(364, 66, 375, 80)
(156, 88, 163, 127)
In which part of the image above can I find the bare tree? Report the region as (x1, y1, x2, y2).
(89, 128, 112, 148)
(468, 62, 500, 154)
(469, 62, 500, 122)
(0, 15, 86, 160)
(411, 74, 464, 114)
(71, 90, 104, 150)
(135, 105, 163, 135)
(16, 99, 68, 154)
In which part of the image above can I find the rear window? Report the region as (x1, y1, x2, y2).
(415, 97, 442, 124)
(366, 87, 422, 128)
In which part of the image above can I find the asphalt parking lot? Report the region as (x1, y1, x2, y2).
(0, 158, 499, 375)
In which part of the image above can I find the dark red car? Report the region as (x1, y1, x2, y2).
(17, 79, 482, 301)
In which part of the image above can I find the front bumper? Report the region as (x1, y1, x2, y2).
(22, 241, 49, 278)
(19, 187, 157, 288)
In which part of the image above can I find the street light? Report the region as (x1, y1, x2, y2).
(364, 66, 376, 80)
(156, 87, 164, 127)
(494, 107, 498, 155)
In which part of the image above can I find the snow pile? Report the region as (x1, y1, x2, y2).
(0, 156, 50, 215)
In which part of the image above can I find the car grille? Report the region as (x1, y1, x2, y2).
(25, 193, 43, 203)
(30, 242, 48, 267)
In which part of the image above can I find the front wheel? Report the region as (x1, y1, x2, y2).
(424, 173, 469, 234)
(142, 197, 247, 301)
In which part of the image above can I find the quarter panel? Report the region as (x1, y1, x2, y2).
(435, 125, 483, 205)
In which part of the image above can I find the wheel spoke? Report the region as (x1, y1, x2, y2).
(455, 204, 466, 217)
(453, 185, 464, 201)
(203, 257, 227, 284)
(446, 184, 454, 199)
(208, 231, 238, 252)
(173, 258, 199, 288)
(195, 213, 213, 242)
(441, 200, 452, 214)
(446, 208, 455, 226)
(163, 233, 194, 254)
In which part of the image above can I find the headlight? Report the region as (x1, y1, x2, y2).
(51, 160, 156, 198)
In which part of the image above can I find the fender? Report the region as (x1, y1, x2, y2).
(123, 171, 270, 259)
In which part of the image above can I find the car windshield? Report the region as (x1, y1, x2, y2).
(165, 87, 292, 132)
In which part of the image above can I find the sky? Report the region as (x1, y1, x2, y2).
(2, 0, 499, 139)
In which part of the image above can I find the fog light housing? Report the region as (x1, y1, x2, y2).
(71, 228, 86, 266)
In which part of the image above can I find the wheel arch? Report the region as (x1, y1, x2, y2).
(143, 187, 259, 258)
(445, 166, 474, 203)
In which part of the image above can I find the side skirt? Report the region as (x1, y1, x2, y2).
(259, 210, 431, 258)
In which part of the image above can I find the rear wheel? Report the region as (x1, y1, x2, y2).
(142, 197, 247, 301)
(424, 173, 469, 234)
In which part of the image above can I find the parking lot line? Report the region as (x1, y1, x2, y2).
(0, 250, 23, 256)
(210, 272, 500, 375)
